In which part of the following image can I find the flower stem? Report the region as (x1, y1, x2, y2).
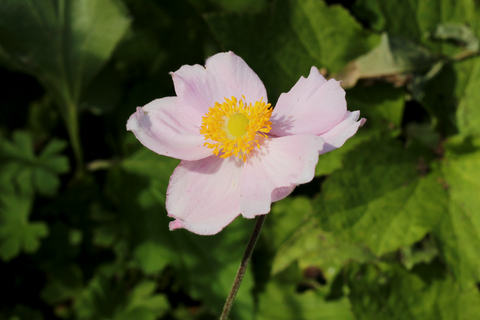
(220, 214, 266, 320)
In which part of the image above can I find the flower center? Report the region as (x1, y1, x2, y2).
(200, 96, 272, 162)
(228, 113, 249, 137)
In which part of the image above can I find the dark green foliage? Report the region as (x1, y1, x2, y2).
(1, 0, 480, 319)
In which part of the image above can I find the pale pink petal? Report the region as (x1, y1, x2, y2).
(205, 52, 267, 103)
(171, 52, 267, 115)
(239, 135, 324, 218)
(319, 111, 366, 155)
(166, 156, 244, 235)
(126, 97, 212, 161)
(270, 67, 346, 137)
(271, 186, 296, 202)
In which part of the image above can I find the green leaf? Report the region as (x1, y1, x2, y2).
(265, 196, 376, 283)
(312, 134, 480, 288)
(346, 261, 480, 319)
(187, 0, 269, 13)
(257, 268, 355, 320)
(75, 275, 169, 320)
(0, 131, 69, 196)
(433, 136, 480, 287)
(0, 188, 48, 261)
(456, 56, 480, 136)
(121, 147, 179, 202)
(432, 22, 479, 52)
(206, 0, 380, 100)
(0, 0, 131, 107)
(336, 33, 435, 88)
(273, 225, 377, 280)
(264, 197, 313, 252)
(314, 138, 440, 257)
(346, 81, 405, 131)
(41, 263, 84, 305)
(352, 0, 478, 55)
(133, 241, 171, 275)
(400, 235, 438, 270)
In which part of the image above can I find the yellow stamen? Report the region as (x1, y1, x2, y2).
(200, 96, 272, 162)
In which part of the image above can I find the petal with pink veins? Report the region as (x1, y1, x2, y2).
(166, 156, 244, 235)
(319, 111, 366, 154)
(239, 135, 324, 218)
(171, 52, 267, 115)
(270, 67, 346, 137)
(126, 97, 212, 161)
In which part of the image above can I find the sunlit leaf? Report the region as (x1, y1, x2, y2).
(434, 136, 480, 287)
(314, 138, 440, 256)
(257, 267, 355, 320)
(455, 57, 480, 136)
(346, 261, 480, 319)
(335, 33, 434, 88)
(352, 0, 478, 55)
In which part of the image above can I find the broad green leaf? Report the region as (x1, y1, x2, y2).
(0, 131, 69, 196)
(0, 0, 131, 167)
(0, 0, 131, 107)
(455, 56, 480, 136)
(314, 134, 480, 287)
(336, 33, 435, 88)
(273, 225, 377, 281)
(433, 136, 480, 287)
(274, 0, 380, 74)
(420, 62, 458, 136)
(206, 0, 380, 100)
(347, 82, 405, 130)
(266, 197, 376, 279)
(257, 274, 355, 320)
(314, 138, 441, 257)
(264, 197, 313, 251)
(346, 261, 480, 320)
(315, 130, 380, 177)
(352, 0, 478, 55)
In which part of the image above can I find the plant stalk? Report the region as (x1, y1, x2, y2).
(220, 214, 267, 320)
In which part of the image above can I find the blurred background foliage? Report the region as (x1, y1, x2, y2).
(1, 0, 480, 319)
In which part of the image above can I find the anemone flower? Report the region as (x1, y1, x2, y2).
(127, 52, 365, 235)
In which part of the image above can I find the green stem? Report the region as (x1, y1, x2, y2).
(63, 101, 84, 179)
(220, 214, 267, 320)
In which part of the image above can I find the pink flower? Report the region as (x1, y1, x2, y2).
(127, 52, 365, 235)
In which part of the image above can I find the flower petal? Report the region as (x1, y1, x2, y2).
(126, 97, 212, 161)
(270, 67, 346, 136)
(166, 156, 244, 235)
(171, 52, 267, 115)
(239, 135, 324, 218)
(319, 111, 366, 154)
